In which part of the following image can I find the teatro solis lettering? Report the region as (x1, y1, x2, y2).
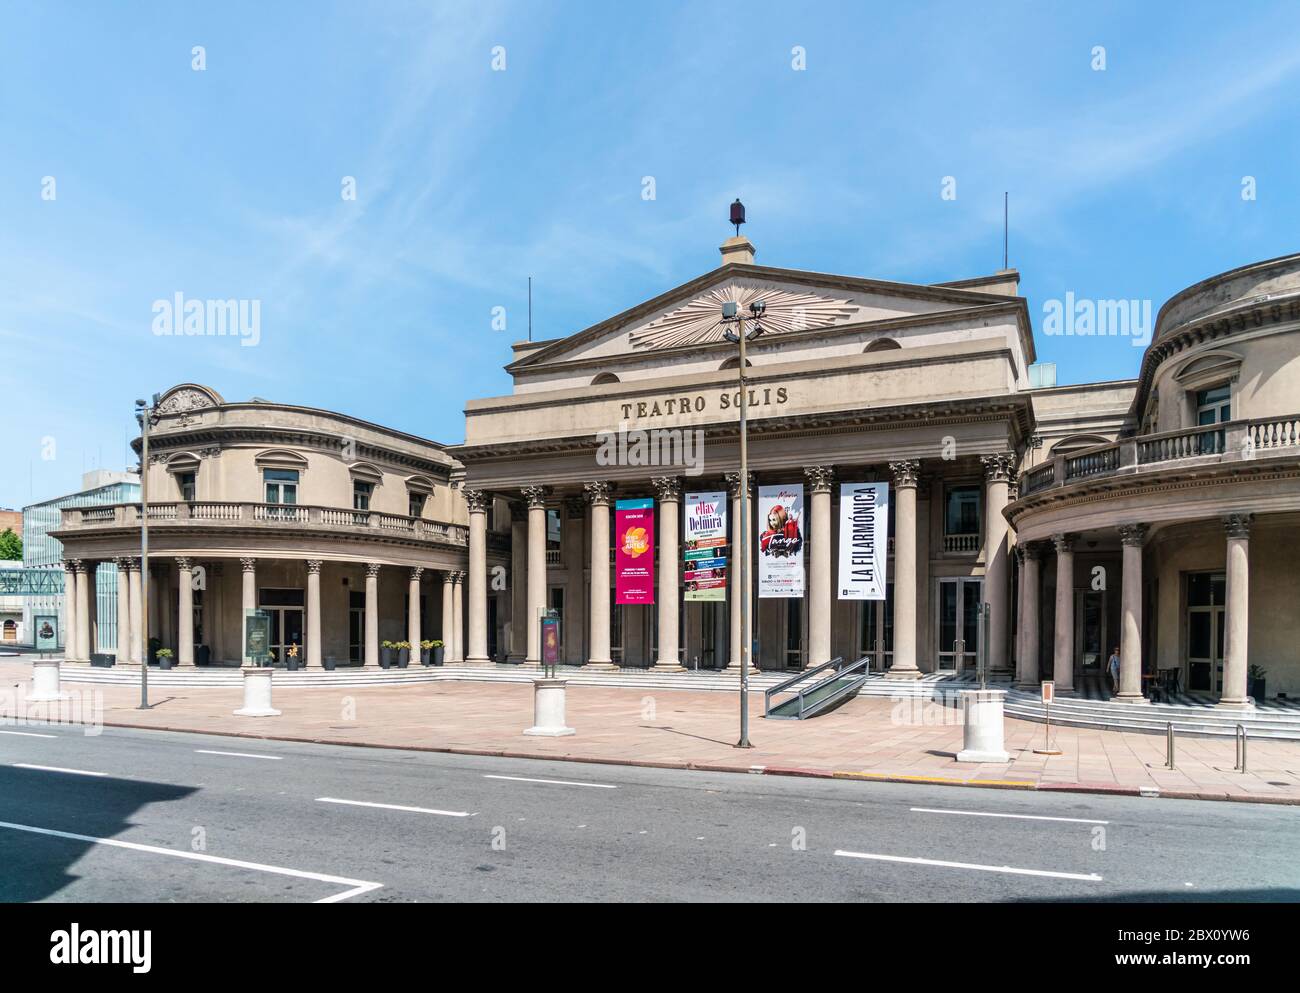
(619, 386, 788, 420)
(49, 924, 152, 974)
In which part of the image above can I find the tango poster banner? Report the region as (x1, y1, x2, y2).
(837, 481, 889, 600)
(684, 490, 727, 602)
(615, 498, 655, 605)
(757, 484, 805, 598)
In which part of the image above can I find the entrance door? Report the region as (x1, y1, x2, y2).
(260, 588, 305, 666)
(1075, 590, 1106, 675)
(936, 578, 981, 672)
(1187, 572, 1226, 693)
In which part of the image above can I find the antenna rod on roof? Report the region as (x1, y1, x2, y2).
(528, 276, 533, 342)
(1003, 192, 1009, 270)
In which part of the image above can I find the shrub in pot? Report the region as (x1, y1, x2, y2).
(380, 640, 396, 669)
(420, 640, 440, 666)
(156, 648, 174, 670)
(431, 639, 445, 666)
(285, 643, 302, 671)
(395, 641, 411, 668)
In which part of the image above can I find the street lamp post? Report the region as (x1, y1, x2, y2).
(135, 396, 159, 710)
(721, 205, 765, 748)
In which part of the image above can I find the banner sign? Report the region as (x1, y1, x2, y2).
(837, 481, 889, 600)
(684, 491, 727, 601)
(615, 498, 655, 605)
(758, 484, 805, 598)
(34, 614, 58, 653)
(541, 614, 561, 665)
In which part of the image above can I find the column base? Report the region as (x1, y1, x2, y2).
(584, 659, 617, 670)
(1112, 691, 1150, 705)
(956, 749, 1010, 763)
(466, 655, 491, 665)
(885, 667, 923, 680)
(723, 664, 761, 676)
(653, 659, 685, 672)
(1216, 697, 1255, 710)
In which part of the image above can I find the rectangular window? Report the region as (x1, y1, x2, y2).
(353, 480, 373, 511)
(546, 509, 562, 551)
(408, 492, 426, 519)
(1196, 384, 1231, 426)
(264, 469, 299, 505)
(178, 472, 196, 502)
(944, 485, 981, 535)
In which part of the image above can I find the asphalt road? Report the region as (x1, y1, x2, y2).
(0, 722, 1297, 902)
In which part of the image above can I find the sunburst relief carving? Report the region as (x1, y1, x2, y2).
(627, 284, 857, 350)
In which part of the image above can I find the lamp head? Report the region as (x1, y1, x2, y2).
(749, 299, 766, 317)
(721, 301, 738, 320)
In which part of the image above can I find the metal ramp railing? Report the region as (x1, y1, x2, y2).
(764, 655, 870, 720)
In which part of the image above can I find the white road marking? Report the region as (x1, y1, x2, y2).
(0, 819, 382, 903)
(14, 763, 108, 777)
(195, 749, 283, 761)
(483, 774, 617, 790)
(315, 797, 470, 818)
(834, 850, 1102, 882)
(910, 806, 1109, 825)
(0, 730, 57, 739)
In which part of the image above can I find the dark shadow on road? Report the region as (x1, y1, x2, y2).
(0, 766, 196, 902)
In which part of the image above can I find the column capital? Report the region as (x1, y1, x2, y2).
(1222, 512, 1253, 540)
(63, 558, 84, 573)
(463, 488, 489, 514)
(888, 460, 921, 489)
(410, 566, 425, 580)
(804, 465, 835, 494)
(175, 556, 193, 570)
(1020, 539, 1043, 561)
(522, 485, 550, 509)
(1051, 532, 1076, 555)
(113, 556, 132, 569)
(306, 559, 323, 575)
(239, 556, 257, 574)
(1118, 523, 1149, 547)
(651, 476, 681, 502)
(583, 480, 613, 506)
(980, 453, 1017, 483)
(451, 570, 466, 584)
(723, 470, 754, 496)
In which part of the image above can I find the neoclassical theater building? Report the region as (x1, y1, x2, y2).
(52, 237, 1300, 705)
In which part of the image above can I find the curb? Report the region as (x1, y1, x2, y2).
(68, 717, 1300, 807)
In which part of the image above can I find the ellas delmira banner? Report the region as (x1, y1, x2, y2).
(684, 490, 727, 602)
(615, 498, 654, 605)
(838, 481, 889, 600)
(758, 484, 805, 598)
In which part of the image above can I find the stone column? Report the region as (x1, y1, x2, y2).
(805, 466, 834, 668)
(508, 502, 528, 662)
(115, 558, 132, 663)
(1052, 533, 1075, 693)
(980, 454, 1015, 675)
(1115, 524, 1150, 703)
(465, 488, 490, 663)
(407, 567, 424, 655)
(522, 485, 549, 665)
(1219, 513, 1253, 707)
(363, 564, 380, 667)
(240, 557, 257, 665)
(724, 471, 755, 672)
(652, 476, 683, 670)
(305, 559, 322, 668)
(72, 560, 91, 661)
(62, 560, 79, 659)
(176, 557, 194, 666)
(452, 571, 465, 663)
(584, 481, 613, 668)
(128, 558, 143, 664)
(85, 563, 99, 658)
(1015, 542, 1042, 687)
(441, 571, 456, 662)
(887, 461, 921, 678)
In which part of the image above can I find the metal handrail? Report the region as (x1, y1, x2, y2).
(765, 655, 842, 698)
(765, 655, 870, 718)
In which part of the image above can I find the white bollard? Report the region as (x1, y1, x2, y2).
(29, 659, 70, 702)
(956, 688, 1010, 763)
(233, 666, 282, 717)
(523, 678, 574, 737)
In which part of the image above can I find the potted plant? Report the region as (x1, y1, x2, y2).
(156, 648, 174, 670)
(395, 641, 411, 668)
(285, 643, 302, 671)
(323, 655, 336, 671)
(430, 639, 445, 666)
(196, 644, 211, 667)
(1248, 664, 1267, 700)
(380, 640, 396, 669)
(420, 640, 439, 666)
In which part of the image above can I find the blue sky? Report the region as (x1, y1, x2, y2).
(3, 1, 1299, 510)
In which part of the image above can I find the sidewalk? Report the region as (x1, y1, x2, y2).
(3, 660, 1298, 804)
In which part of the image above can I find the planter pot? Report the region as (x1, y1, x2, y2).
(323, 657, 336, 671)
(1249, 678, 1266, 700)
(196, 645, 211, 667)
(380, 649, 394, 669)
(158, 656, 174, 670)
(397, 649, 410, 669)
(286, 656, 301, 672)
(420, 649, 432, 666)
(433, 647, 445, 667)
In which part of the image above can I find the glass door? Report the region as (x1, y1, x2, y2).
(1187, 572, 1226, 692)
(937, 578, 981, 672)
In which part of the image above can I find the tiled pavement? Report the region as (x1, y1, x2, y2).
(4, 660, 1299, 804)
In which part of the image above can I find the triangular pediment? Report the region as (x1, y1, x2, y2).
(510, 264, 1015, 372)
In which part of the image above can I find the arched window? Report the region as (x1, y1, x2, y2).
(719, 356, 753, 370)
(864, 338, 902, 353)
(591, 372, 620, 385)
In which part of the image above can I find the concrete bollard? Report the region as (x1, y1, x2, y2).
(233, 666, 282, 717)
(956, 688, 1010, 763)
(29, 659, 71, 703)
(523, 678, 575, 737)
